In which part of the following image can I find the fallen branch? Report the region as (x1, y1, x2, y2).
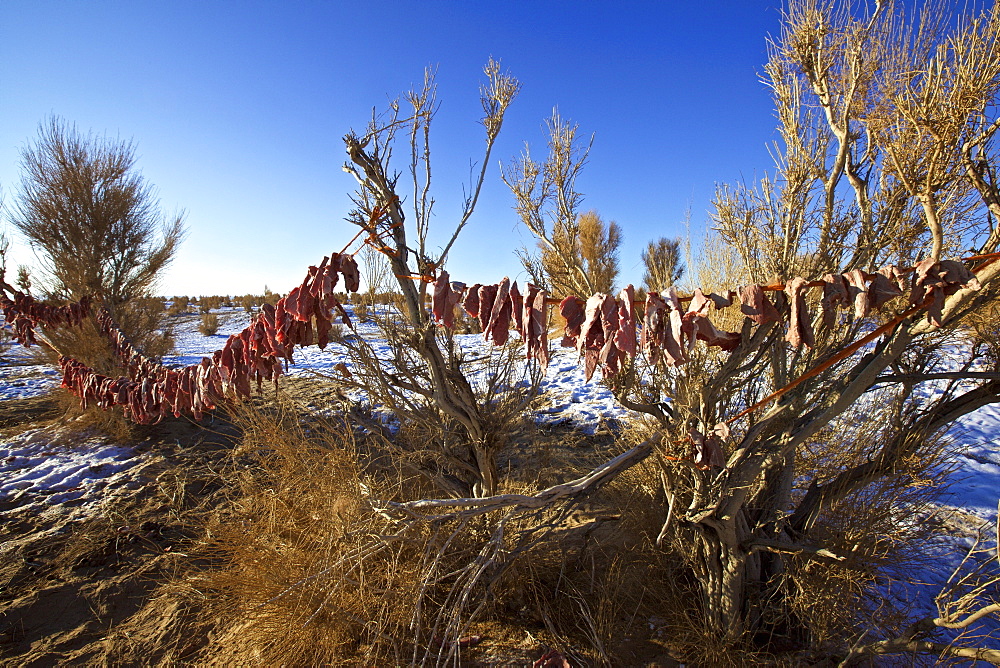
(378, 436, 656, 520)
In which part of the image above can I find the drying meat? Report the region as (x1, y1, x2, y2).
(525, 285, 550, 368)
(432, 270, 454, 327)
(820, 274, 849, 328)
(641, 291, 668, 364)
(843, 269, 870, 319)
(869, 266, 904, 310)
(613, 285, 636, 358)
(339, 254, 361, 293)
(577, 294, 618, 381)
(682, 312, 742, 351)
(911, 259, 981, 325)
(508, 282, 524, 337)
(559, 295, 586, 348)
(784, 276, 814, 349)
(477, 284, 498, 334)
(707, 291, 736, 310)
(662, 288, 687, 366)
(739, 285, 782, 325)
(484, 277, 512, 346)
(462, 284, 483, 318)
(689, 422, 729, 469)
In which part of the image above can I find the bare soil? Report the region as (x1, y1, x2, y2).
(0, 392, 238, 666)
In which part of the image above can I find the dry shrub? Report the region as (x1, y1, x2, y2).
(37, 299, 174, 376)
(352, 301, 369, 323)
(50, 387, 139, 441)
(190, 394, 687, 665)
(166, 296, 189, 316)
(198, 295, 225, 312)
(194, 398, 422, 665)
(197, 313, 219, 336)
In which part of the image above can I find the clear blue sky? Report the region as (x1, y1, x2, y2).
(0, 1, 784, 297)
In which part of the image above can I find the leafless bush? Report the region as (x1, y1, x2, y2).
(341, 60, 529, 497)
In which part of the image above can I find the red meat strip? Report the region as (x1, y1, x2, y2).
(463, 284, 483, 318)
(784, 276, 815, 348)
(578, 294, 615, 381)
(597, 295, 621, 377)
(642, 291, 668, 364)
(739, 285, 782, 325)
(686, 288, 712, 315)
(878, 265, 909, 295)
(525, 285, 549, 369)
(911, 259, 981, 325)
(614, 285, 636, 358)
(682, 312, 741, 351)
(446, 282, 466, 330)
(690, 422, 729, 469)
(477, 284, 498, 334)
(662, 288, 687, 366)
(432, 270, 453, 327)
(868, 269, 904, 311)
(843, 269, 870, 319)
(820, 274, 849, 328)
(485, 278, 512, 346)
(559, 295, 586, 348)
(508, 282, 523, 337)
(707, 291, 736, 310)
(339, 254, 361, 293)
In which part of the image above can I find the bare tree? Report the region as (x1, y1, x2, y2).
(594, 0, 1000, 658)
(641, 236, 685, 292)
(503, 111, 601, 297)
(341, 60, 527, 497)
(9, 117, 185, 369)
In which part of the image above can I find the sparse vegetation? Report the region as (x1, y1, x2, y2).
(2, 2, 1000, 666)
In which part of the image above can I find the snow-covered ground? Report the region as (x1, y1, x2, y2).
(0, 344, 60, 400)
(1, 305, 997, 651)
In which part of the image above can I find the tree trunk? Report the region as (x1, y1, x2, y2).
(690, 516, 752, 641)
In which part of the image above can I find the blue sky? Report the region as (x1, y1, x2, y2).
(0, 1, 784, 297)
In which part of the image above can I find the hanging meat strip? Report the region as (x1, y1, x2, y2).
(878, 265, 909, 295)
(689, 422, 729, 469)
(508, 282, 524, 337)
(597, 294, 622, 377)
(739, 285, 782, 325)
(868, 269, 904, 311)
(522, 285, 550, 369)
(614, 285, 636, 358)
(577, 294, 615, 381)
(843, 269, 870, 319)
(339, 254, 361, 293)
(707, 291, 736, 310)
(784, 276, 815, 348)
(431, 270, 454, 326)
(485, 277, 512, 346)
(463, 284, 483, 318)
(820, 274, 850, 328)
(662, 288, 688, 366)
(641, 291, 668, 364)
(911, 259, 981, 325)
(477, 284, 498, 334)
(559, 295, 586, 348)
